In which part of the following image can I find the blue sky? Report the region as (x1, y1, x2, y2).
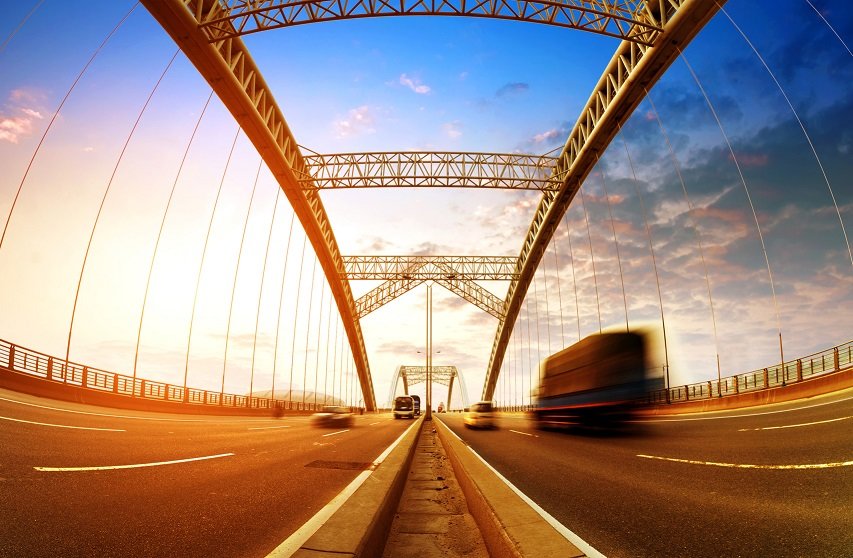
(0, 0, 850, 408)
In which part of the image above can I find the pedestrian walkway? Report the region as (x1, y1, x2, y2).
(382, 419, 489, 558)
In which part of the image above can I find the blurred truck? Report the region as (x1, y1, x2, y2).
(533, 332, 660, 428)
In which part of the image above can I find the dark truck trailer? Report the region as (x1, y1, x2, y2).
(533, 332, 659, 428)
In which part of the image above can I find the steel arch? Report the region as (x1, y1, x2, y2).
(195, 1, 667, 45)
(481, 0, 723, 401)
(142, 0, 377, 410)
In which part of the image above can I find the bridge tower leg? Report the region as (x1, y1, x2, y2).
(446, 374, 455, 411)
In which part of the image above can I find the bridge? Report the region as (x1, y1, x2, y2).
(0, 1, 851, 556)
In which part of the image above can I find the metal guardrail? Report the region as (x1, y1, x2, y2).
(646, 340, 852, 404)
(495, 339, 852, 412)
(0, 338, 353, 413)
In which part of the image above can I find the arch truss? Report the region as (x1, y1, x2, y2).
(388, 365, 470, 410)
(142, 0, 377, 410)
(194, 1, 670, 45)
(481, 0, 723, 401)
(299, 152, 563, 191)
(345, 256, 511, 319)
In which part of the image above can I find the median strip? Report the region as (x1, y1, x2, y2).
(1, 415, 125, 431)
(34, 452, 235, 472)
(637, 454, 853, 469)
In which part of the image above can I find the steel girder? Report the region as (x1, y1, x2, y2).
(343, 256, 518, 281)
(298, 152, 563, 192)
(142, 0, 376, 411)
(352, 258, 507, 319)
(193, 1, 665, 45)
(481, 0, 724, 401)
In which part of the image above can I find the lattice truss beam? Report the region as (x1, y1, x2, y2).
(298, 152, 563, 191)
(194, 1, 672, 45)
(350, 257, 509, 319)
(142, 0, 377, 410)
(481, 0, 724, 401)
(344, 256, 518, 280)
(400, 366, 458, 387)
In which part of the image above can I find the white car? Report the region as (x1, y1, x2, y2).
(464, 401, 497, 429)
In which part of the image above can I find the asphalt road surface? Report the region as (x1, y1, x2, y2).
(438, 389, 853, 558)
(0, 388, 412, 557)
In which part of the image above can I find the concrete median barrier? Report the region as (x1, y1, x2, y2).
(434, 419, 586, 558)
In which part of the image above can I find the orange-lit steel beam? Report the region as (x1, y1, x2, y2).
(142, 0, 376, 410)
(482, 0, 724, 401)
(195, 1, 664, 46)
(299, 152, 563, 192)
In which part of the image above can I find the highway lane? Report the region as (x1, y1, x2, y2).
(0, 388, 413, 557)
(439, 390, 853, 558)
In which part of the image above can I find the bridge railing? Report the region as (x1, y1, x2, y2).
(0, 338, 350, 413)
(647, 340, 852, 404)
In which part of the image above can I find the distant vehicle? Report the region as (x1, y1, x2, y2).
(464, 401, 496, 429)
(393, 396, 415, 419)
(533, 332, 660, 428)
(437, 402, 445, 413)
(311, 406, 354, 428)
(410, 394, 421, 416)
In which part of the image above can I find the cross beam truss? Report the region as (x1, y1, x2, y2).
(299, 152, 563, 191)
(142, 0, 376, 410)
(194, 1, 667, 46)
(343, 256, 518, 281)
(482, 0, 724, 401)
(350, 257, 508, 319)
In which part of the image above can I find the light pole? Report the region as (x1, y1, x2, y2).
(425, 284, 432, 420)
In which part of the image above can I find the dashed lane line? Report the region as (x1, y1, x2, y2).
(738, 415, 852, 431)
(248, 425, 292, 430)
(322, 429, 350, 437)
(509, 429, 538, 437)
(637, 454, 853, 470)
(34, 452, 235, 472)
(1, 415, 125, 432)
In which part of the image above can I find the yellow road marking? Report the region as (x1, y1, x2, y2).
(738, 415, 852, 431)
(35, 452, 235, 472)
(637, 454, 853, 469)
(1, 415, 124, 432)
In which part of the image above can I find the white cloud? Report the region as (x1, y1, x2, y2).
(399, 73, 431, 94)
(531, 128, 560, 144)
(333, 105, 375, 138)
(442, 121, 462, 138)
(0, 88, 46, 144)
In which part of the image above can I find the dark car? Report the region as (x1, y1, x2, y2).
(311, 405, 354, 428)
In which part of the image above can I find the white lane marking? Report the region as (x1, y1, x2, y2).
(637, 454, 853, 470)
(0, 395, 271, 423)
(0, 415, 125, 432)
(267, 419, 420, 557)
(369, 421, 382, 426)
(509, 429, 538, 437)
(438, 418, 605, 558)
(738, 415, 853, 431)
(249, 425, 292, 430)
(640, 394, 853, 423)
(34, 452, 235, 472)
(322, 429, 350, 437)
